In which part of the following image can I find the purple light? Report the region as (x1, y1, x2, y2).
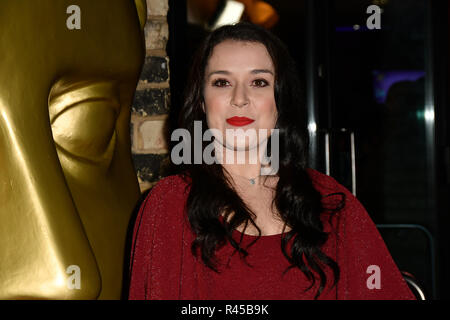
(373, 70, 425, 104)
(335, 26, 370, 32)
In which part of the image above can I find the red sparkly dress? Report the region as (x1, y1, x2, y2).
(128, 169, 416, 300)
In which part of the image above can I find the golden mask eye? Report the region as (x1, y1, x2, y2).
(48, 80, 120, 166)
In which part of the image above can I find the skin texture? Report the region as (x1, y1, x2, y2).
(202, 40, 287, 236)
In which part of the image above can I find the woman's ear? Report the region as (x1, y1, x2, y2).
(134, 0, 147, 31)
(201, 101, 206, 113)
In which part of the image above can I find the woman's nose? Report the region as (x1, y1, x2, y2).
(230, 84, 249, 108)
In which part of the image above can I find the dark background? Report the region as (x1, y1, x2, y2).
(166, 0, 449, 299)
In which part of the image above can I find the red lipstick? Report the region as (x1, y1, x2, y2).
(226, 116, 255, 127)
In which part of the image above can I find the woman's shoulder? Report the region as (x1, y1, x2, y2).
(147, 174, 191, 199)
(139, 174, 191, 216)
(136, 174, 191, 233)
(305, 168, 363, 218)
(306, 168, 349, 196)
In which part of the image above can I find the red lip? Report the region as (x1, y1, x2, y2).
(226, 116, 255, 127)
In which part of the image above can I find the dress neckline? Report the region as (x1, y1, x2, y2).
(232, 227, 289, 239)
(218, 215, 289, 240)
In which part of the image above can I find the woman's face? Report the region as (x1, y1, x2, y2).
(203, 40, 278, 152)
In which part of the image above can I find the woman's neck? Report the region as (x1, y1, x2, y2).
(214, 140, 274, 186)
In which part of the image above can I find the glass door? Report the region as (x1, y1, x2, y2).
(312, 0, 439, 298)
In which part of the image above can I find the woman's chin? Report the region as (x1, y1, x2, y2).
(224, 142, 259, 152)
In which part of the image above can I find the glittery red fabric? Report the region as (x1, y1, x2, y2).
(128, 169, 416, 300)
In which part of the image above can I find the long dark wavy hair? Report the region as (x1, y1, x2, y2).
(174, 22, 343, 299)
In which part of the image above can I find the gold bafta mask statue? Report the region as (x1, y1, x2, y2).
(0, 0, 147, 299)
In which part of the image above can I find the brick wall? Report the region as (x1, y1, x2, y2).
(132, 0, 171, 192)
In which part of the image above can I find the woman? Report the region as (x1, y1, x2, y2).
(128, 22, 415, 300)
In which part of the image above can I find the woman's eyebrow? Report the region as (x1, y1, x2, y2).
(207, 70, 230, 78)
(207, 69, 274, 78)
(251, 69, 274, 75)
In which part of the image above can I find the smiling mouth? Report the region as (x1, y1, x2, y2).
(226, 116, 255, 127)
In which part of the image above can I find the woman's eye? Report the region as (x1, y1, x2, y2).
(252, 79, 269, 87)
(212, 79, 230, 87)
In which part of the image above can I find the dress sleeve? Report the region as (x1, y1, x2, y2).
(334, 184, 416, 300)
(128, 188, 159, 300)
